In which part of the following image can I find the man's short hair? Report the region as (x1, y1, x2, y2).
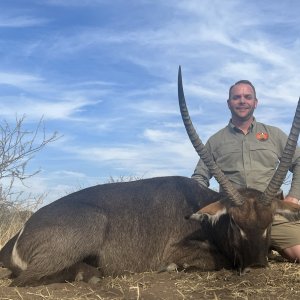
(228, 80, 257, 100)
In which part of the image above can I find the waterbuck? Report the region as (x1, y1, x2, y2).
(0, 67, 300, 286)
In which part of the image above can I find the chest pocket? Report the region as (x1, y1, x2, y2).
(213, 143, 243, 172)
(249, 142, 279, 170)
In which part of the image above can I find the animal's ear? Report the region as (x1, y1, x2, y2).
(273, 200, 300, 221)
(188, 201, 227, 224)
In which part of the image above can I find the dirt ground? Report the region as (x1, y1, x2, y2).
(0, 256, 299, 300)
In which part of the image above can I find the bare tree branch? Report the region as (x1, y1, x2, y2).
(0, 115, 59, 206)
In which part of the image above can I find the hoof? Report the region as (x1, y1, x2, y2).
(158, 263, 178, 273)
(0, 267, 12, 279)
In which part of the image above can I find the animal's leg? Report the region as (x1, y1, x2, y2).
(9, 252, 83, 286)
(0, 267, 12, 279)
(10, 266, 52, 287)
(10, 261, 103, 286)
(73, 262, 102, 284)
(162, 239, 231, 272)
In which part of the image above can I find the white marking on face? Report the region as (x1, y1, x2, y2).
(262, 229, 268, 238)
(239, 228, 247, 239)
(231, 216, 247, 239)
(11, 227, 28, 270)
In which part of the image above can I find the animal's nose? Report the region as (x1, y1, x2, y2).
(239, 260, 268, 275)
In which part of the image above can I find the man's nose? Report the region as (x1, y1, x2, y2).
(239, 96, 246, 103)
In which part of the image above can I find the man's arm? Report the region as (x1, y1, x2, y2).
(191, 140, 213, 187)
(277, 129, 300, 202)
(286, 146, 300, 203)
(191, 158, 211, 187)
(284, 196, 300, 204)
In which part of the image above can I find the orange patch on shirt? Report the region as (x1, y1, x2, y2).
(256, 132, 269, 141)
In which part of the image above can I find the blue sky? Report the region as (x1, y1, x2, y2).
(1, 0, 300, 205)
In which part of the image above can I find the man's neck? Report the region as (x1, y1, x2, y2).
(231, 117, 254, 134)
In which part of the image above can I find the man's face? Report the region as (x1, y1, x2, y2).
(227, 83, 257, 121)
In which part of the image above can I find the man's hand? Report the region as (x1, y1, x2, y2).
(284, 196, 300, 205)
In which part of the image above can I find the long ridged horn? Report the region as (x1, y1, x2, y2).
(263, 97, 300, 204)
(178, 66, 243, 206)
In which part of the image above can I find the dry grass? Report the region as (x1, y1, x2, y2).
(0, 259, 299, 300)
(0, 208, 32, 248)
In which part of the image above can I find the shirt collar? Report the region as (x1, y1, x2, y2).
(228, 117, 256, 134)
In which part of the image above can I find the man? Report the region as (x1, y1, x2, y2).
(192, 80, 300, 262)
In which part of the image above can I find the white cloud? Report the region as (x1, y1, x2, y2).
(0, 96, 98, 121)
(0, 15, 47, 27)
(0, 72, 43, 87)
(130, 100, 178, 116)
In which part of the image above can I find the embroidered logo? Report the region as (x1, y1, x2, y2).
(256, 132, 269, 141)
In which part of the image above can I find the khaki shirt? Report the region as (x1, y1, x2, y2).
(192, 119, 300, 199)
